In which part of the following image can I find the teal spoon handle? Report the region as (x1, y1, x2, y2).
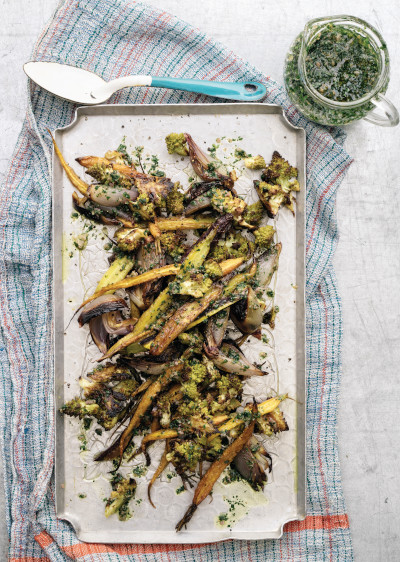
(150, 76, 267, 101)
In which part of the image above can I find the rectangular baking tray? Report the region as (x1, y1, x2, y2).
(53, 103, 306, 543)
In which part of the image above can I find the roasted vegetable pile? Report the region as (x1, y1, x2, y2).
(55, 131, 299, 530)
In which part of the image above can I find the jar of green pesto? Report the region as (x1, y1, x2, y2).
(284, 15, 399, 127)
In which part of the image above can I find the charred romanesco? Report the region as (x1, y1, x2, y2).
(261, 151, 298, 188)
(204, 259, 223, 279)
(172, 440, 203, 472)
(166, 182, 185, 215)
(243, 155, 266, 170)
(131, 193, 156, 221)
(165, 133, 189, 156)
(209, 187, 247, 220)
(61, 364, 138, 430)
(188, 361, 207, 384)
(256, 406, 288, 436)
(159, 231, 186, 259)
(61, 398, 99, 418)
(242, 201, 264, 226)
(178, 329, 204, 352)
(254, 225, 275, 248)
(210, 231, 253, 261)
(114, 227, 147, 252)
(86, 163, 132, 189)
(173, 271, 213, 298)
(255, 151, 300, 218)
(105, 475, 137, 520)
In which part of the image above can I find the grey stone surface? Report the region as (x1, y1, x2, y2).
(1, 0, 400, 560)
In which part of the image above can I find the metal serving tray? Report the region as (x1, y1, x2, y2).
(53, 103, 306, 543)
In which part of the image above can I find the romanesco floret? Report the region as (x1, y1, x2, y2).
(86, 163, 132, 189)
(175, 273, 213, 298)
(178, 329, 204, 352)
(243, 155, 266, 170)
(208, 243, 228, 262)
(177, 400, 197, 418)
(105, 475, 137, 519)
(202, 356, 221, 382)
(61, 398, 99, 418)
(165, 133, 189, 156)
(189, 361, 207, 384)
(159, 231, 186, 259)
(254, 181, 286, 218)
(173, 441, 203, 471)
(204, 259, 223, 279)
(210, 231, 253, 261)
(166, 182, 185, 215)
(210, 374, 243, 414)
(254, 225, 275, 248)
(261, 151, 298, 188)
(255, 151, 300, 217)
(209, 188, 246, 220)
(62, 364, 139, 430)
(217, 374, 242, 395)
(182, 380, 199, 400)
(256, 406, 288, 436)
(242, 201, 264, 226)
(132, 194, 156, 221)
(266, 407, 289, 433)
(256, 417, 274, 436)
(114, 227, 147, 252)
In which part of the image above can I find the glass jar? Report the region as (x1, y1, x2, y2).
(284, 15, 399, 127)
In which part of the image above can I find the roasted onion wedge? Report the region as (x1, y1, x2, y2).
(78, 295, 127, 327)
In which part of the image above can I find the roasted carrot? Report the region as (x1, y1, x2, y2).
(149, 286, 223, 356)
(116, 361, 184, 459)
(81, 264, 178, 307)
(140, 429, 178, 447)
(176, 417, 256, 531)
(49, 130, 89, 195)
(98, 329, 154, 361)
(156, 216, 214, 231)
(148, 442, 170, 509)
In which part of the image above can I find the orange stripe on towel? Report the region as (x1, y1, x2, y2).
(286, 514, 350, 533)
(23, 514, 349, 561)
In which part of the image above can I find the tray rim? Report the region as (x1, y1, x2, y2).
(52, 102, 306, 543)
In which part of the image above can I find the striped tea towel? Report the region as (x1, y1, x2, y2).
(0, 0, 353, 560)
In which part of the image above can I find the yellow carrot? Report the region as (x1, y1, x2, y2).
(140, 429, 178, 447)
(149, 286, 222, 356)
(49, 130, 89, 195)
(156, 216, 214, 231)
(148, 443, 170, 508)
(217, 395, 287, 432)
(98, 329, 154, 361)
(95, 256, 134, 292)
(80, 264, 178, 307)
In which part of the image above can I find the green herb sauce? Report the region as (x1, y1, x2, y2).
(284, 25, 387, 125)
(305, 25, 380, 102)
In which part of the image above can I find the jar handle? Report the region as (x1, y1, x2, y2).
(363, 93, 399, 127)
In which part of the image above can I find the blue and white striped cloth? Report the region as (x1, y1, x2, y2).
(0, 1, 353, 559)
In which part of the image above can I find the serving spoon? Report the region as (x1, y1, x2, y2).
(23, 61, 267, 104)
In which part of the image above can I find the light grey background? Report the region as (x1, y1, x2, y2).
(1, 1, 399, 560)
